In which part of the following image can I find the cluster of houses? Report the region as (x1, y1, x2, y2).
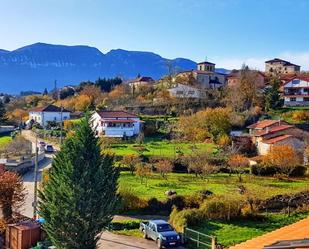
(126, 58, 309, 107)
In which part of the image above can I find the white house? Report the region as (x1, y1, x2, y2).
(91, 111, 141, 137)
(167, 83, 204, 98)
(283, 76, 309, 106)
(28, 104, 70, 127)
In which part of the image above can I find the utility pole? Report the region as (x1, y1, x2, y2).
(33, 131, 39, 219)
(60, 106, 63, 145)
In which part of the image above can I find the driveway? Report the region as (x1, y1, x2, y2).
(99, 232, 186, 249)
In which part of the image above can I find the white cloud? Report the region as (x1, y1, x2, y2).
(214, 51, 309, 71)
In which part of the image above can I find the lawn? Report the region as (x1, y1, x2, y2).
(0, 135, 12, 146)
(119, 172, 309, 200)
(192, 212, 309, 247)
(268, 107, 309, 124)
(110, 138, 215, 158)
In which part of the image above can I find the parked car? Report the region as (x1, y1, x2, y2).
(140, 220, 181, 248)
(39, 141, 46, 151)
(45, 144, 54, 153)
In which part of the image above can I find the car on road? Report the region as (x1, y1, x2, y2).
(140, 220, 181, 248)
(45, 144, 55, 153)
(39, 141, 46, 151)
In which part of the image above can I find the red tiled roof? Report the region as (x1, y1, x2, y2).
(247, 120, 280, 129)
(102, 119, 135, 123)
(96, 111, 138, 119)
(262, 134, 292, 144)
(229, 216, 309, 249)
(29, 104, 70, 113)
(283, 76, 309, 86)
(256, 125, 293, 137)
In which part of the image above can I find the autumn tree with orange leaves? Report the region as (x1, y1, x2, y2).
(263, 145, 300, 176)
(156, 159, 173, 179)
(0, 170, 26, 222)
(228, 154, 249, 182)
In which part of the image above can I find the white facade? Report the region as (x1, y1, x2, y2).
(168, 84, 204, 98)
(283, 78, 309, 106)
(91, 111, 141, 138)
(29, 111, 70, 127)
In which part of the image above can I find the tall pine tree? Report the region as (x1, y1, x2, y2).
(265, 77, 283, 111)
(0, 100, 7, 124)
(39, 114, 118, 249)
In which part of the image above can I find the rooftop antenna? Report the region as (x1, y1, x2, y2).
(205, 56, 208, 62)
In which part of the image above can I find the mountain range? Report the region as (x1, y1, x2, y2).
(0, 43, 228, 94)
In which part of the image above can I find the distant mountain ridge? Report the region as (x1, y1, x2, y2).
(0, 43, 199, 93)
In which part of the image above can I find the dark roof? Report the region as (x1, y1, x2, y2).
(96, 111, 138, 119)
(197, 61, 216, 65)
(29, 104, 70, 113)
(265, 58, 300, 67)
(126, 76, 154, 84)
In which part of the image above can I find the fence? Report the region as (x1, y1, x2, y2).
(184, 227, 216, 249)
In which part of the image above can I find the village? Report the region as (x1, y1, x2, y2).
(0, 55, 309, 249)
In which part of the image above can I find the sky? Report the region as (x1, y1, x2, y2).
(0, 0, 309, 70)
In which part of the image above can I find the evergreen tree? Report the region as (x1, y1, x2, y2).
(43, 88, 48, 96)
(39, 114, 119, 249)
(0, 100, 7, 124)
(265, 77, 283, 111)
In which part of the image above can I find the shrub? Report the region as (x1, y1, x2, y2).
(200, 196, 243, 220)
(251, 164, 279, 176)
(169, 207, 203, 232)
(118, 187, 147, 211)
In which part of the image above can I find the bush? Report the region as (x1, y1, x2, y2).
(200, 196, 243, 220)
(169, 207, 203, 232)
(251, 164, 279, 176)
(251, 164, 307, 177)
(109, 220, 141, 231)
(118, 187, 147, 212)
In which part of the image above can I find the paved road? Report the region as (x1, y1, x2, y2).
(21, 153, 53, 218)
(99, 232, 186, 249)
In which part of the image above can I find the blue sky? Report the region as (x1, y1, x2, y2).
(1, 0, 309, 69)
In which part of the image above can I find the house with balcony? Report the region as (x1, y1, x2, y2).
(91, 111, 141, 138)
(283, 76, 309, 106)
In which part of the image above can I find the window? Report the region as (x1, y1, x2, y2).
(290, 97, 296, 101)
(304, 97, 309, 101)
(176, 91, 184, 95)
(188, 91, 195, 95)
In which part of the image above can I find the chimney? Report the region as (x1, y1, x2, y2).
(266, 127, 270, 133)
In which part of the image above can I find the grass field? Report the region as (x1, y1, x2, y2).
(110, 213, 309, 247)
(110, 138, 215, 158)
(192, 212, 309, 247)
(119, 172, 309, 200)
(0, 135, 12, 146)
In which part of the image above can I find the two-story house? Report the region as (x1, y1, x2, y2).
(247, 119, 305, 155)
(174, 61, 226, 89)
(283, 76, 309, 106)
(28, 104, 70, 127)
(227, 70, 266, 88)
(265, 58, 301, 75)
(125, 76, 155, 88)
(91, 111, 141, 138)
